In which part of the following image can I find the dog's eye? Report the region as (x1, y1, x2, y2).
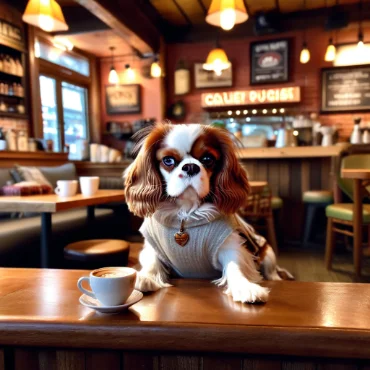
(162, 156, 176, 167)
(200, 154, 215, 167)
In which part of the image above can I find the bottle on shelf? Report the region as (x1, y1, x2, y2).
(8, 83, 13, 96)
(0, 55, 3, 72)
(18, 84, 24, 97)
(16, 59, 23, 77)
(9, 57, 16, 75)
(4, 56, 10, 73)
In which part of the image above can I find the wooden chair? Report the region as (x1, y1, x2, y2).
(239, 186, 278, 254)
(325, 154, 370, 276)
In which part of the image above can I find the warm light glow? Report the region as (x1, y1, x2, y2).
(272, 108, 277, 114)
(262, 109, 267, 114)
(227, 110, 232, 115)
(206, 0, 248, 31)
(334, 43, 370, 66)
(293, 130, 299, 136)
(236, 110, 240, 115)
(243, 110, 248, 114)
(280, 108, 285, 113)
(34, 40, 40, 58)
(325, 39, 336, 62)
(252, 109, 257, 114)
(203, 47, 231, 76)
(109, 67, 119, 84)
(53, 37, 73, 51)
(151, 60, 162, 78)
(124, 64, 136, 82)
(22, 0, 68, 32)
(246, 117, 251, 122)
(300, 44, 310, 64)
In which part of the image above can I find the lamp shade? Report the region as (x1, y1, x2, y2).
(22, 0, 68, 32)
(150, 60, 162, 78)
(203, 47, 231, 76)
(300, 44, 310, 64)
(324, 39, 336, 62)
(108, 67, 119, 84)
(206, 0, 248, 31)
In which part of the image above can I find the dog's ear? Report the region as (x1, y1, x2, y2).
(124, 123, 170, 218)
(205, 126, 250, 215)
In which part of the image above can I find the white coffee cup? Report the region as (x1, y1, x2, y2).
(79, 176, 99, 196)
(90, 143, 100, 162)
(99, 145, 110, 163)
(77, 267, 137, 306)
(55, 180, 78, 197)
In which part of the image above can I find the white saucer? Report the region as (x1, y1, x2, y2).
(79, 290, 143, 314)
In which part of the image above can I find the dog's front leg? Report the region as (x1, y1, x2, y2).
(215, 233, 269, 303)
(135, 241, 172, 292)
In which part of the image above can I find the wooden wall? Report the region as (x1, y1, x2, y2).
(1, 347, 369, 370)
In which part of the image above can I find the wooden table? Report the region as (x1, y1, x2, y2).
(0, 190, 125, 268)
(341, 169, 370, 275)
(1, 268, 370, 370)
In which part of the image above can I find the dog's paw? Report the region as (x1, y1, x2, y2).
(225, 279, 269, 304)
(135, 273, 172, 292)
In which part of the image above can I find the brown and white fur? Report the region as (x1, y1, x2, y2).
(124, 122, 292, 304)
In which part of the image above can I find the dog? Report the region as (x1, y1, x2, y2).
(124, 122, 293, 303)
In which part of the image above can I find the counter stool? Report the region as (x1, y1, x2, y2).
(303, 190, 333, 245)
(64, 239, 130, 269)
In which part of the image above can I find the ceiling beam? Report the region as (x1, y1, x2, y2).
(74, 0, 161, 55)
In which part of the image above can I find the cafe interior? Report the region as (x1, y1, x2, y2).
(1, 0, 370, 368)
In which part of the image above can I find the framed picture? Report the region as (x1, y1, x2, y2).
(250, 39, 289, 85)
(321, 65, 370, 112)
(105, 84, 141, 114)
(194, 63, 232, 89)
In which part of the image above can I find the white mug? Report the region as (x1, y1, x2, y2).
(55, 180, 78, 197)
(99, 145, 110, 163)
(77, 267, 137, 306)
(89, 143, 100, 163)
(79, 176, 99, 196)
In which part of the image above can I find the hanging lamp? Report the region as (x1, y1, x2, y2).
(324, 38, 336, 62)
(206, 0, 248, 31)
(150, 57, 162, 78)
(357, 1, 365, 52)
(108, 47, 119, 84)
(299, 0, 310, 64)
(22, 0, 68, 32)
(124, 64, 136, 82)
(203, 41, 231, 76)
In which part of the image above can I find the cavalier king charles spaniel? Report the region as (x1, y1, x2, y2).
(124, 122, 292, 304)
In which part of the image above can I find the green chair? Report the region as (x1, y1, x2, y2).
(325, 154, 370, 276)
(302, 190, 333, 245)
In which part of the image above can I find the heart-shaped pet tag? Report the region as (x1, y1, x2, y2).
(174, 231, 189, 247)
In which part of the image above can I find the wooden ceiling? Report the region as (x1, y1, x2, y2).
(150, 0, 360, 26)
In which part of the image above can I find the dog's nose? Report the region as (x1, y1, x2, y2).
(182, 163, 200, 177)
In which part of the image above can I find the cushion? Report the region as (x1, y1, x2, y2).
(38, 163, 77, 188)
(303, 190, 333, 204)
(11, 165, 52, 187)
(1, 182, 52, 196)
(326, 203, 370, 223)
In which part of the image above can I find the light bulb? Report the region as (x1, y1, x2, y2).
(39, 14, 54, 32)
(220, 8, 236, 31)
(300, 45, 310, 64)
(124, 64, 136, 82)
(151, 61, 161, 78)
(325, 42, 336, 62)
(109, 67, 119, 84)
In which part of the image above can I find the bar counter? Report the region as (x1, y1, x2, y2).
(1, 268, 370, 369)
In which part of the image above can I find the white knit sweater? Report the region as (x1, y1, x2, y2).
(140, 207, 238, 279)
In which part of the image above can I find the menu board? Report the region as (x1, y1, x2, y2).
(250, 39, 289, 85)
(321, 66, 370, 112)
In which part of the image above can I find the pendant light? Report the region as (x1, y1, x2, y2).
(203, 43, 231, 76)
(357, 0, 364, 52)
(22, 0, 68, 32)
(124, 64, 136, 82)
(324, 38, 336, 62)
(108, 47, 119, 84)
(150, 57, 162, 78)
(299, 0, 310, 64)
(206, 0, 248, 31)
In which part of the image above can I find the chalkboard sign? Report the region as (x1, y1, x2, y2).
(321, 66, 370, 112)
(105, 84, 141, 114)
(250, 39, 289, 85)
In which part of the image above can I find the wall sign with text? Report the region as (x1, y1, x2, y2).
(201, 86, 300, 108)
(250, 39, 289, 85)
(321, 66, 370, 112)
(105, 84, 141, 114)
(0, 19, 24, 52)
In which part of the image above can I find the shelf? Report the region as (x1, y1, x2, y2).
(0, 71, 22, 79)
(0, 112, 27, 119)
(0, 93, 24, 99)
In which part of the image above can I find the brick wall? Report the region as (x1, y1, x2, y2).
(166, 26, 370, 139)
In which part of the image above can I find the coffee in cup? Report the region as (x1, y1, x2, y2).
(55, 180, 78, 197)
(77, 267, 136, 306)
(79, 176, 99, 196)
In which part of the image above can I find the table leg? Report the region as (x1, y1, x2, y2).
(87, 205, 95, 222)
(353, 179, 362, 277)
(41, 213, 52, 268)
